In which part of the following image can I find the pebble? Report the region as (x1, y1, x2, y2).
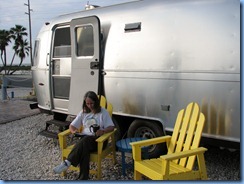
(0, 113, 240, 180)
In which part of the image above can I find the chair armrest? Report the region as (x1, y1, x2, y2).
(96, 129, 116, 154)
(160, 147, 207, 177)
(58, 129, 72, 149)
(130, 135, 171, 161)
(96, 130, 114, 143)
(58, 129, 71, 137)
(130, 136, 171, 147)
(160, 147, 208, 161)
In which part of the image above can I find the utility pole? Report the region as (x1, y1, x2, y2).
(24, 0, 33, 65)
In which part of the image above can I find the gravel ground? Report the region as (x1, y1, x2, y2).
(0, 113, 241, 181)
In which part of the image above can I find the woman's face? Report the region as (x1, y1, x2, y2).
(85, 97, 95, 111)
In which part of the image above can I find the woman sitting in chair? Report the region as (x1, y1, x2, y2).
(53, 91, 115, 180)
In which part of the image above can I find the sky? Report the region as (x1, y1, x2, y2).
(0, 0, 135, 66)
(0, 0, 242, 66)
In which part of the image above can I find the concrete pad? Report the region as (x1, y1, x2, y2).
(0, 99, 40, 124)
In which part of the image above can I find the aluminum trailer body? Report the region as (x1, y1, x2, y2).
(32, 0, 240, 157)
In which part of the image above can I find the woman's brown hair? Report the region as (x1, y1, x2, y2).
(82, 91, 101, 113)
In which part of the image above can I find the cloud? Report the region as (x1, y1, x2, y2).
(1, 0, 134, 65)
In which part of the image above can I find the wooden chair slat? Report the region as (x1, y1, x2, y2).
(130, 102, 208, 180)
(58, 95, 116, 180)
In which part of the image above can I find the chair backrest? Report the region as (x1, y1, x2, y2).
(98, 95, 113, 117)
(167, 102, 205, 170)
(106, 102, 113, 117)
(98, 95, 106, 108)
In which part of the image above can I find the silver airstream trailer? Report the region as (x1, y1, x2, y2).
(31, 0, 240, 157)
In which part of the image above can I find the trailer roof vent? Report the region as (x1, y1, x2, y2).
(124, 22, 141, 32)
(85, 1, 100, 10)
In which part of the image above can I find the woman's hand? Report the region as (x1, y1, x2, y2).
(69, 124, 79, 134)
(96, 129, 105, 137)
(96, 126, 114, 136)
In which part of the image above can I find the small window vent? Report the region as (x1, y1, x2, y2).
(124, 22, 141, 32)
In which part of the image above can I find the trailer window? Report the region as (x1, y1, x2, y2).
(33, 40, 39, 66)
(76, 25, 94, 56)
(53, 27, 71, 58)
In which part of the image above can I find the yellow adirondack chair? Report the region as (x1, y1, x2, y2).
(130, 102, 208, 180)
(58, 95, 117, 180)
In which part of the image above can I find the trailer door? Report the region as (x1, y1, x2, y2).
(68, 16, 101, 115)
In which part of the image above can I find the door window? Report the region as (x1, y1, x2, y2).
(76, 25, 94, 57)
(53, 27, 71, 58)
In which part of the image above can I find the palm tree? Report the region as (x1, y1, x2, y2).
(0, 25, 29, 75)
(7, 25, 29, 74)
(0, 29, 11, 74)
(10, 39, 29, 74)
